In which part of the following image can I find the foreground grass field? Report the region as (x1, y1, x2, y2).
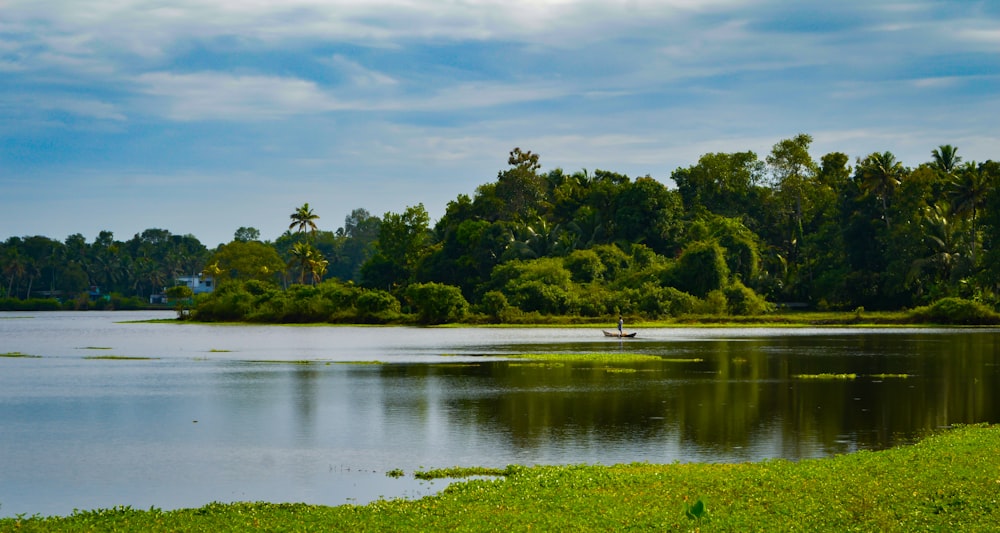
(3, 424, 998, 532)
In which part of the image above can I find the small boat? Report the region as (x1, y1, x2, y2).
(603, 330, 637, 338)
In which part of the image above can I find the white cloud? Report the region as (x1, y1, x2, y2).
(136, 71, 345, 120)
(325, 55, 398, 88)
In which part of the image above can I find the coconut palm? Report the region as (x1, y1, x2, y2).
(910, 203, 964, 289)
(857, 151, 907, 228)
(931, 145, 962, 176)
(289, 242, 328, 285)
(3, 248, 26, 298)
(289, 203, 320, 237)
(949, 162, 991, 265)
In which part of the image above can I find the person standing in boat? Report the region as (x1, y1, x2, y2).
(617, 315, 624, 337)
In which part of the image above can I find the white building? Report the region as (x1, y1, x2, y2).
(176, 276, 215, 294)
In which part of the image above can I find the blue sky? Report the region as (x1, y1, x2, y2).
(2, 0, 999, 247)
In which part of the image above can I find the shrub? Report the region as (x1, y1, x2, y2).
(479, 290, 509, 322)
(724, 280, 773, 315)
(908, 297, 1000, 325)
(564, 249, 605, 283)
(630, 284, 697, 318)
(405, 282, 469, 324)
(355, 290, 401, 322)
(694, 290, 729, 315)
(675, 241, 729, 297)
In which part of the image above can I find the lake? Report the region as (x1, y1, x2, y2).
(1, 311, 998, 518)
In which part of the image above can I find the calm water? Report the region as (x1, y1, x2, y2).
(1, 311, 998, 517)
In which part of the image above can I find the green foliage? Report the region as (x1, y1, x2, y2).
(908, 297, 1000, 325)
(0, 297, 62, 311)
(4, 144, 1000, 319)
(207, 240, 285, 284)
(723, 280, 772, 316)
(414, 465, 511, 480)
(491, 258, 574, 314)
(684, 497, 708, 520)
(695, 290, 729, 315)
(479, 290, 509, 322)
(405, 282, 469, 325)
(675, 241, 730, 297)
(355, 289, 402, 322)
(563, 249, 605, 283)
(628, 283, 697, 318)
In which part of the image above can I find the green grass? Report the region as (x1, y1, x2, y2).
(82, 355, 158, 361)
(4, 424, 999, 532)
(794, 373, 913, 380)
(245, 359, 314, 365)
(0, 351, 41, 358)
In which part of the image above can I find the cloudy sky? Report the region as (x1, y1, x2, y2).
(2, 0, 999, 247)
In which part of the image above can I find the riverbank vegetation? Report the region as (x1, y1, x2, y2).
(4, 139, 1000, 324)
(2, 424, 997, 532)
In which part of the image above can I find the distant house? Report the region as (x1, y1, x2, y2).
(150, 276, 215, 304)
(176, 276, 215, 295)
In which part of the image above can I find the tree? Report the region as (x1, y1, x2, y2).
(931, 145, 962, 176)
(405, 282, 469, 324)
(361, 204, 431, 290)
(949, 162, 992, 266)
(207, 241, 286, 285)
(673, 241, 729, 298)
(234, 227, 261, 242)
(2, 245, 26, 298)
(856, 151, 907, 229)
(494, 148, 546, 222)
(909, 203, 964, 299)
(332, 208, 381, 282)
(671, 151, 766, 222)
(289, 203, 320, 237)
(289, 242, 328, 285)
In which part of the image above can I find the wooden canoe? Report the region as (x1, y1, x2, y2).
(603, 330, 637, 338)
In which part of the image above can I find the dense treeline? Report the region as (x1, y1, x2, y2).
(4, 136, 1000, 322)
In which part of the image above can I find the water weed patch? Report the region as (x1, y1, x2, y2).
(510, 352, 662, 364)
(0, 351, 41, 358)
(4, 424, 999, 531)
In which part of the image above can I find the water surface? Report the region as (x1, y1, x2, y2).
(1, 311, 998, 517)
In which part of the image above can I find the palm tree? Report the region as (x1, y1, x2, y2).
(857, 151, 907, 228)
(930, 145, 962, 176)
(3, 248, 26, 298)
(289, 242, 328, 285)
(910, 203, 963, 289)
(289, 203, 320, 238)
(949, 162, 991, 265)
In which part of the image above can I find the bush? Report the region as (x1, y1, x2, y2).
(694, 290, 729, 315)
(405, 282, 469, 324)
(724, 280, 773, 316)
(675, 241, 729, 297)
(629, 284, 697, 318)
(908, 297, 1000, 325)
(0, 297, 62, 311)
(355, 290, 401, 322)
(564, 249, 605, 283)
(479, 291, 509, 322)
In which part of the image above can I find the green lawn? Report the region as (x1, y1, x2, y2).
(3, 424, 998, 532)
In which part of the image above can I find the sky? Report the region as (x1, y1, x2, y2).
(2, 0, 999, 247)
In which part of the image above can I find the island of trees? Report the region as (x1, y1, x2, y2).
(4, 136, 1000, 324)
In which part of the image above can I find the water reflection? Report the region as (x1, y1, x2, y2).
(1, 312, 998, 517)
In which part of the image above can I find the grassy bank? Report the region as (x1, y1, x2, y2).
(3, 424, 998, 532)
